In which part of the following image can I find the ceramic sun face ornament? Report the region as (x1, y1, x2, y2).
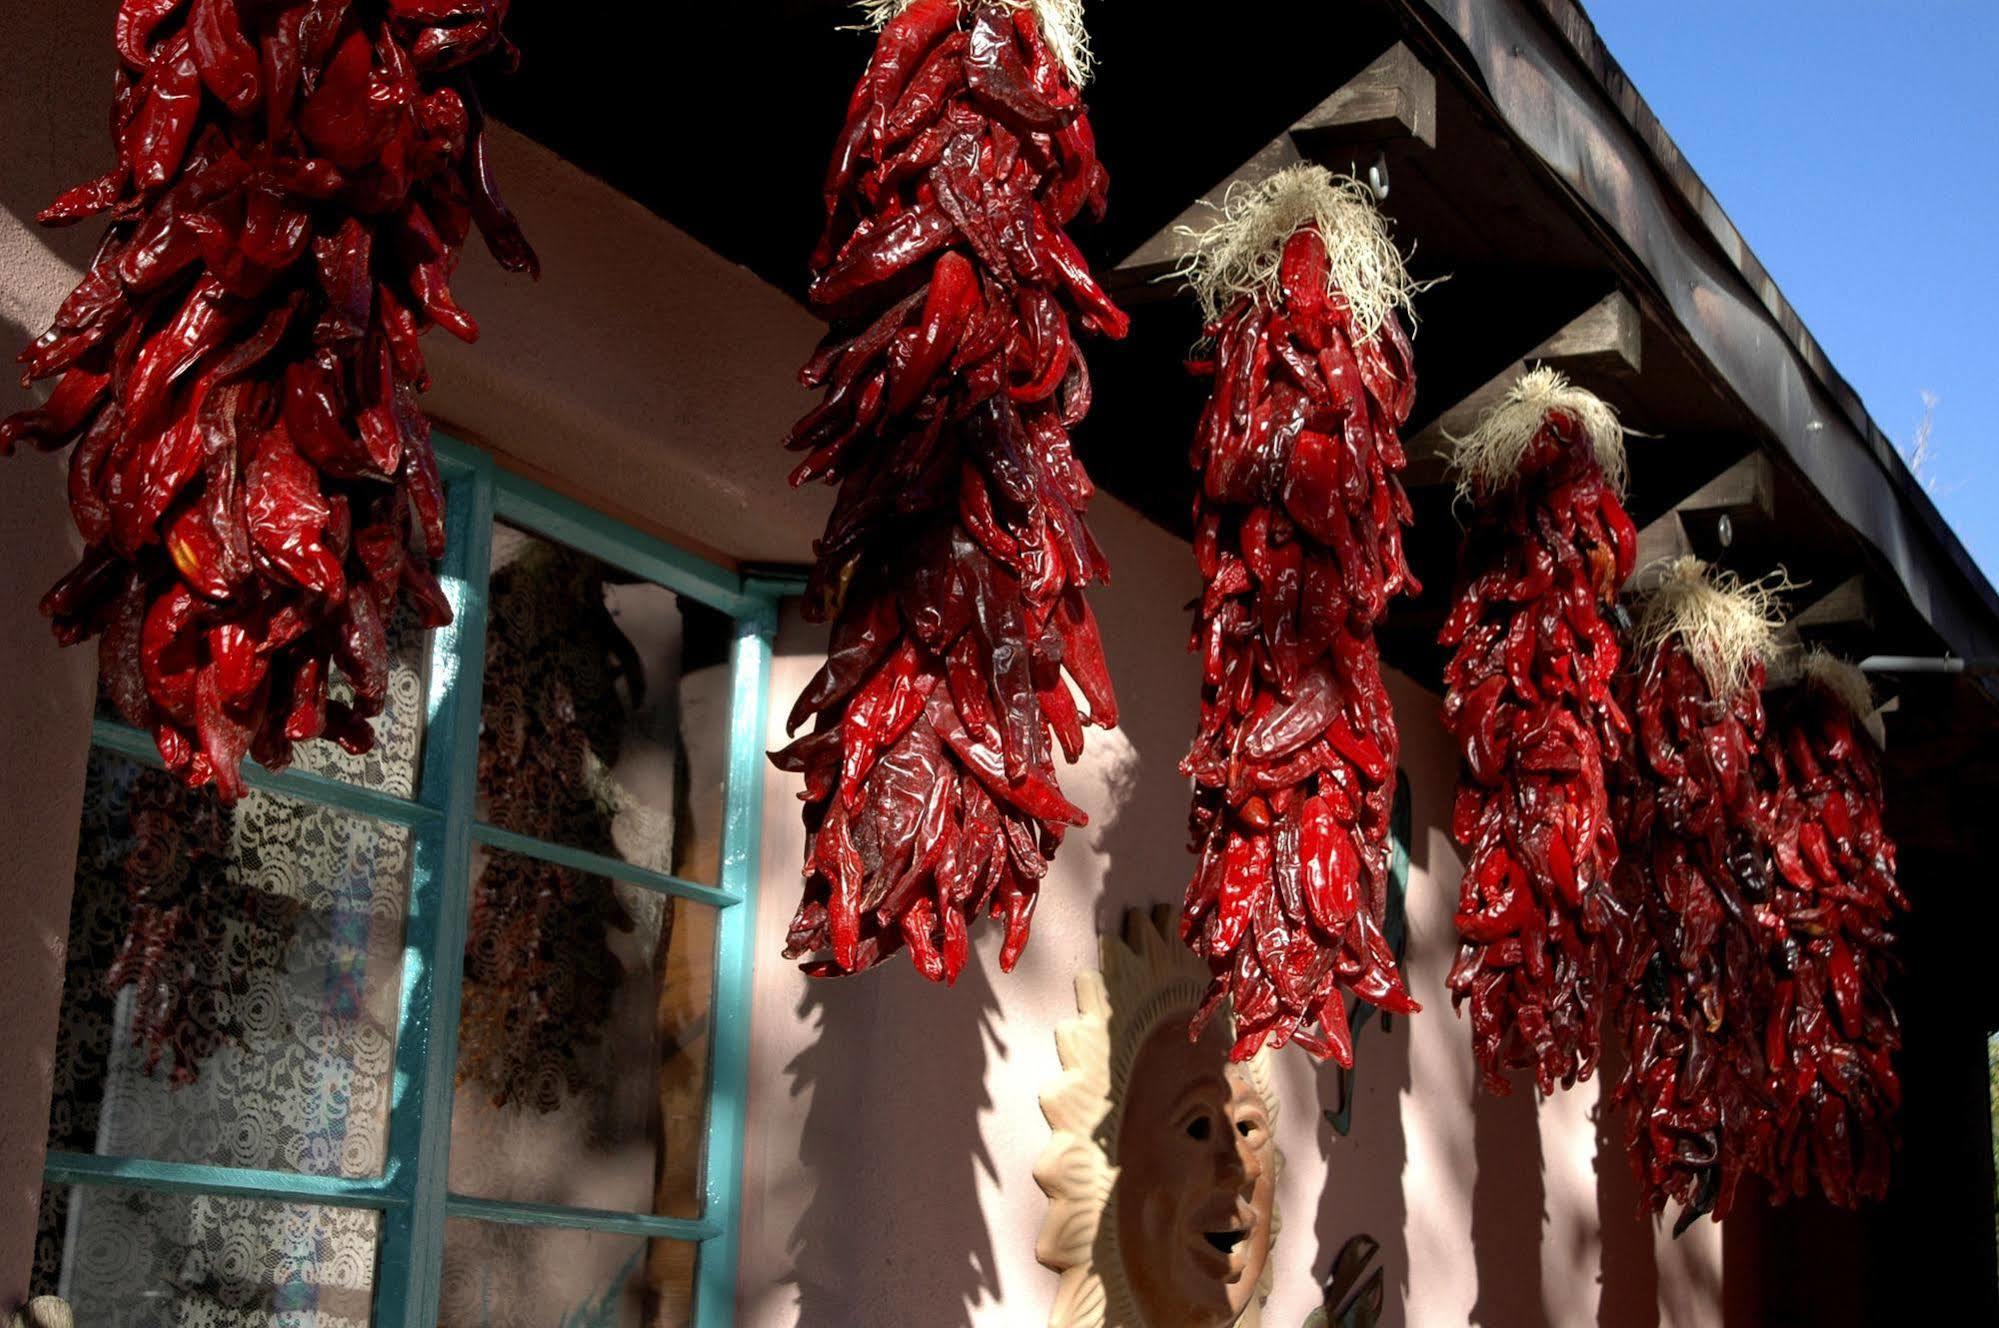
(1036, 907, 1282, 1328)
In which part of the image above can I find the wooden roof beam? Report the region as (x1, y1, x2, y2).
(1630, 451, 1778, 588)
(1402, 290, 1643, 487)
(1771, 574, 1876, 662)
(1112, 42, 1437, 296)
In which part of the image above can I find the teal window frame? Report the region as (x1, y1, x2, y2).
(40, 434, 780, 1327)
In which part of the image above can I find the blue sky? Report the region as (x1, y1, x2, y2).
(1584, 0, 1999, 578)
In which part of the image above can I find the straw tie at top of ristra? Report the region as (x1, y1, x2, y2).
(1446, 364, 1630, 501)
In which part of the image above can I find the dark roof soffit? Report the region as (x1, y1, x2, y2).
(1396, 0, 1999, 662)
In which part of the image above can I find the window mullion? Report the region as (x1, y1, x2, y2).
(442, 1193, 721, 1243)
(373, 447, 495, 1326)
(85, 717, 440, 828)
(694, 599, 778, 1328)
(488, 467, 760, 622)
(42, 1150, 406, 1211)
(469, 819, 741, 910)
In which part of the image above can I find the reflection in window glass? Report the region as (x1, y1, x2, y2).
(452, 857, 715, 1220)
(476, 522, 733, 886)
(45, 752, 409, 1177)
(35, 470, 759, 1323)
(439, 1220, 692, 1328)
(34, 1185, 378, 1325)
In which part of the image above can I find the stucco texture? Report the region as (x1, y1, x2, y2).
(1, 0, 128, 1306)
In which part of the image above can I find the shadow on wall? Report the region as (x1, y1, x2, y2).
(1079, 526, 1202, 948)
(782, 954, 1005, 1327)
(1593, 1039, 1660, 1328)
(1305, 815, 1420, 1322)
(0, 309, 86, 1309)
(1469, 1078, 1546, 1324)
(1309, 1002, 1414, 1323)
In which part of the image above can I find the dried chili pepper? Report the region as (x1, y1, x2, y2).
(775, 0, 1124, 980)
(4, 0, 535, 800)
(1607, 558, 1787, 1231)
(1750, 651, 1903, 1207)
(1171, 166, 1423, 1064)
(1439, 371, 1637, 1094)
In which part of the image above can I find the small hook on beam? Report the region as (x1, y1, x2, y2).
(1365, 150, 1390, 202)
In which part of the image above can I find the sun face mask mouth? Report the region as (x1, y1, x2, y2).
(1202, 1227, 1250, 1256)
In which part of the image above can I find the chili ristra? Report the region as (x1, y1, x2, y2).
(2, 0, 534, 802)
(1440, 370, 1637, 1094)
(1608, 558, 1786, 1232)
(1172, 166, 1423, 1064)
(773, 0, 1126, 980)
(1752, 651, 1904, 1207)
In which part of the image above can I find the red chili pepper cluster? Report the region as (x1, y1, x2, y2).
(1607, 564, 1780, 1230)
(1438, 375, 1637, 1094)
(3, 0, 534, 801)
(773, 0, 1126, 980)
(1751, 661, 1904, 1207)
(1177, 192, 1422, 1065)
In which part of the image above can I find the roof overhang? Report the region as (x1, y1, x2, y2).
(1399, 0, 1999, 666)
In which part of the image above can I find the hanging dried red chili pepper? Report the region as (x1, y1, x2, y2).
(1752, 650, 1904, 1207)
(1172, 166, 1423, 1064)
(773, 0, 1126, 980)
(3, 0, 535, 802)
(1608, 558, 1786, 1231)
(1439, 370, 1637, 1094)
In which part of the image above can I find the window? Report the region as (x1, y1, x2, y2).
(32, 438, 781, 1327)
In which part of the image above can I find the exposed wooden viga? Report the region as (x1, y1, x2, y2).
(1113, 42, 1437, 294)
(1771, 575, 1876, 665)
(1633, 452, 1777, 587)
(1403, 290, 1644, 487)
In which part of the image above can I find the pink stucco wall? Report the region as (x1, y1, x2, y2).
(2, 3, 1731, 1321)
(1, 0, 131, 1305)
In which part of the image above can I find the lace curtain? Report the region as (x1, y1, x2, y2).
(37, 526, 727, 1326)
(35, 603, 426, 1324)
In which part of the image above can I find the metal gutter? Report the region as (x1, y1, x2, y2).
(1397, 0, 1999, 666)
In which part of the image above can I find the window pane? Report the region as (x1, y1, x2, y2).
(33, 1184, 378, 1325)
(91, 603, 431, 797)
(439, 1220, 692, 1328)
(477, 521, 733, 886)
(451, 854, 714, 1219)
(47, 750, 411, 1178)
